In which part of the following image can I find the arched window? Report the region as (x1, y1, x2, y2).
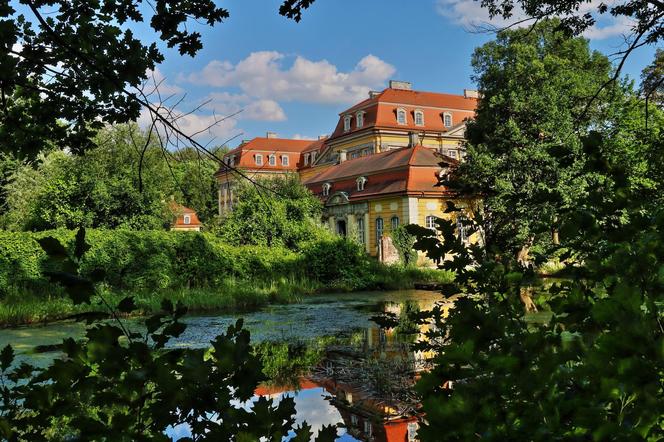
(344, 115, 352, 132)
(304, 153, 310, 165)
(396, 108, 407, 125)
(425, 215, 437, 230)
(391, 216, 399, 230)
(443, 112, 453, 128)
(414, 109, 424, 126)
(322, 183, 331, 196)
(183, 215, 191, 225)
(281, 155, 289, 166)
(255, 154, 263, 166)
(356, 111, 365, 128)
(268, 154, 276, 166)
(376, 217, 384, 242)
(356, 176, 367, 191)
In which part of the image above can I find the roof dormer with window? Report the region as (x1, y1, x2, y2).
(356, 176, 367, 191)
(396, 108, 407, 125)
(343, 115, 352, 132)
(414, 109, 424, 126)
(322, 182, 332, 196)
(356, 111, 365, 129)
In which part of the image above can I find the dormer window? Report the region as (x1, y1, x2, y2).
(268, 154, 276, 166)
(227, 156, 235, 167)
(322, 183, 331, 196)
(444, 112, 453, 128)
(255, 154, 263, 166)
(183, 215, 191, 225)
(281, 155, 289, 166)
(343, 115, 352, 132)
(414, 109, 424, 126)
(311, 151, 317, 163)
(356, 176, 367, 191)
(397, 108, 407, 125)
(304, 153, 310, 165)
(356, 111, 365, 129)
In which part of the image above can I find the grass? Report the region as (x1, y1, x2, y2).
(0, 266, 452, 328)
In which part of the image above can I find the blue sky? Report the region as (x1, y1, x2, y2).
(143, 0, 658, 147)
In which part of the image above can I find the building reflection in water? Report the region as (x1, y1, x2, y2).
(252, 297, 456, 442)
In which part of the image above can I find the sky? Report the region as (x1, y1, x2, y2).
(143, 0, 659, 147)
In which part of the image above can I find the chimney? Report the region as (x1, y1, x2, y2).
(408, 132, 419, 148)
(389, 80, 412, 91)
(464, 89, 479, 99)
(266, 131, 277, 139)
(339, 150, 347, 163)
(368, 90, 381, 99)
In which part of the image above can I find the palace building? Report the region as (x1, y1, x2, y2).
(214, 81, 480, 258)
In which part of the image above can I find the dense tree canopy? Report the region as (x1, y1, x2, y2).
(406, 19, 664, 442)
(454, 19, 620, 258)
(0, 0, 315, 159)
(1, 124, 221, 231)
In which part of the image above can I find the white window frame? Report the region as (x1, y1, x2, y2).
(343, 115, 352, 132)
(357, 218, 365, 244)
(444, 112, 453, 128)
(447, 149, 458, 159)
(414, 109, 424, 126)
(268, 154, 276, 166)
(397, 108, 407, 125)
(255, 154, 263, 166)
(426, 215, 437, 230)
(391, 215, 399, 230)
(311, 151, 317, 163)
(304, 153, 310, 166)
(322, 183, 331, 196)
(356, 111, 364, 128)
(356, 176, 367, 191)
(281, 155, 289, 166)
(364, 420, 372, 437)
(376, 217, 384, 242)
(351, 414, 359, 427)
(183, 215, 191, 225)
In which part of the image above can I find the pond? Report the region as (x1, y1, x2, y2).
(0, 289, 448, 441)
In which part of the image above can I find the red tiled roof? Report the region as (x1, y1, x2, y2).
(303, 146, 456, 200)
(217, 137, 318, 175)
(329, 88, 478, 140)
(170, 203, 202, 227)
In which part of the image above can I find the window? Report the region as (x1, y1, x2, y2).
(304, 153, 310, 166)
(183, 215, 191, 225)
(376, 217, 384, 242)
(364, 420, 372, 437)
(357, 176, 367, 191)
(356, 111, 364, 128)
(391, 216, 399, 230)
(351, 414, 359, 427)
(281, 155, 289, 166)
(357, 218, 365, 244)
(268, 154, 276, 166)
(227, 155, 235, 167)
(446, 149, 458, 159)
(457, 214, 468, 243)
(397, 108, 407, 125)
(322, 183, 331, 196)
(255, 154, 263, 166)
(344, 115, 352, 132)
(407, 422, 419, 442)
(311, 151, 317, 163)
(351, 151, 360, 159)
(426, 215, 437, 230)
(414, 109, 424, 126)
(444, 112, 453, 128)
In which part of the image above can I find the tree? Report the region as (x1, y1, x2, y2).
(0, 0, 315, 159)
(403, 20, 664, 442)
(1, 124, 221, 231)
(641, 48, 664, 107)
(214, 175, 325, 250)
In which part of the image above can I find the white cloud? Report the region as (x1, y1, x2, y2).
(435, 0, 635, 40)
(204, 92, 286, 121)
(137, 106, 240, 144)
(143, 68, 184, 97)
(291, 134, 316, 140)
(184, 51, 396, 104)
